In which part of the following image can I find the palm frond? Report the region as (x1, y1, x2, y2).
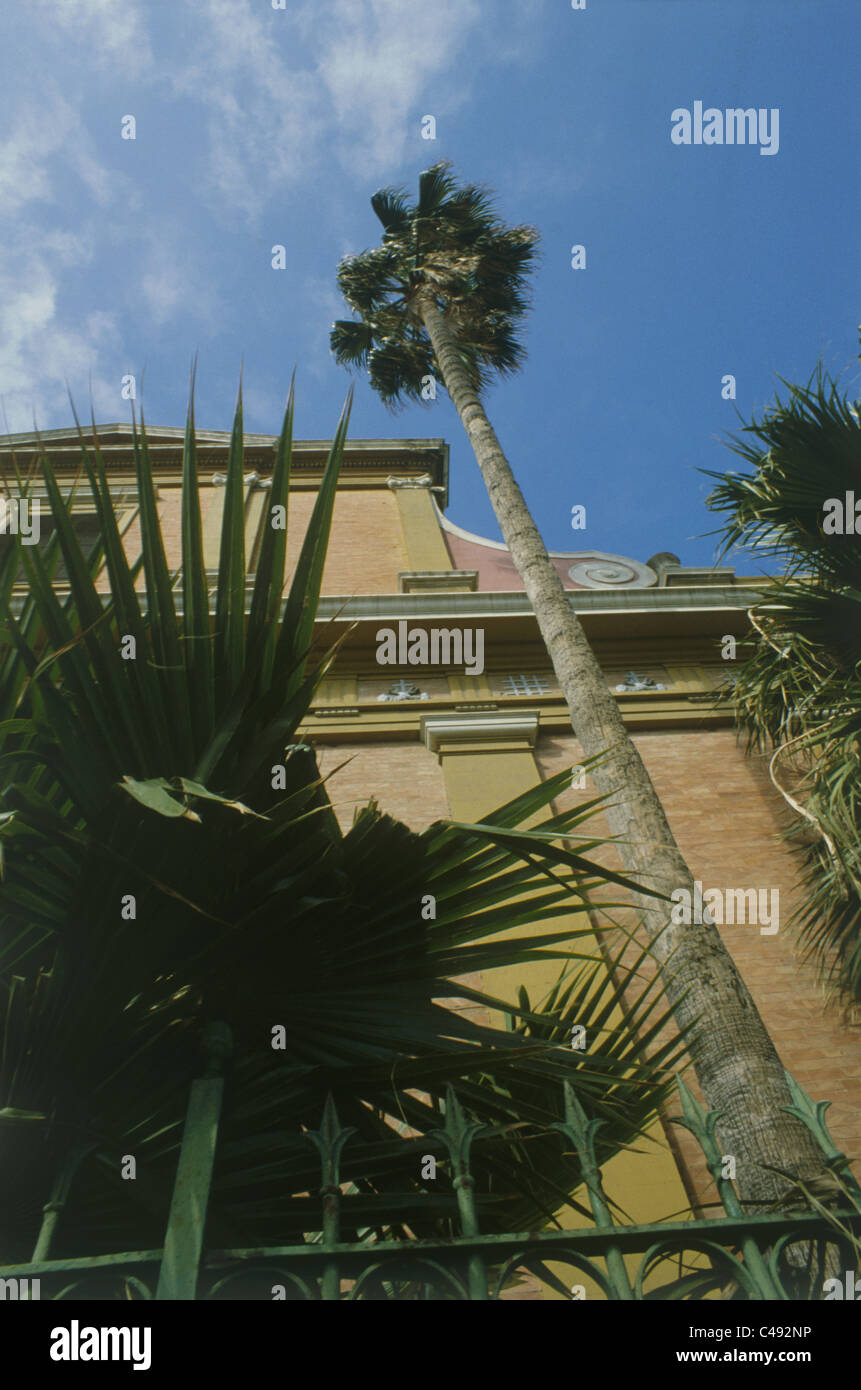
(332, 164, 540, 404)
(705, 358, 861, 1002)
(0, 387, 685, 1260)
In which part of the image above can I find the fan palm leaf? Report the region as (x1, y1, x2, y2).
(0, 384, 685, 1273)
(705, 363, 861, 1002)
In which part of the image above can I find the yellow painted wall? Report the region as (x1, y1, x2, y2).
(436, 739, 694, 1299)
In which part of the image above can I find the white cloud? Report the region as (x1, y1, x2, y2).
(139, 268, 186, 327)
(0, 252, 121, 432)
(0, 0, 550, 426)
(6, 0, 543, 228)
(36, 230, 95, 268)
(0, 82, 125, 428)
(315, 0, 482, 173)
(137, 231, 217, 331)
(0, 91, 114, 217)
(169, 0, 323, 215)
(0, 110, 55, 214)
(48, 0, 153, 74)
(171, 0, 489, 216)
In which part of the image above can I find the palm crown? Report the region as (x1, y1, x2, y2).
(331, 162, 539, 405)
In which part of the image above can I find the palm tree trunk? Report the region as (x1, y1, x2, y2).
(418, 290, 827, 1208)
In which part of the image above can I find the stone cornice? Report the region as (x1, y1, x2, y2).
(1, 583, 767, 628)
(314, 586, 762, 621)
(421, 711, 540, 754)
(0, 426, 447, 453)
(0, 431, 451, 507)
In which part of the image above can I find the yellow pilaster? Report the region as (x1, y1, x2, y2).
(422, 711, 692, 1299)
(315, 676, 359, 706)
(245, 488, 267, 570)
(202, 483, 226, 569)
(447, 672, 494, 702)
(393, 486, 452, 571)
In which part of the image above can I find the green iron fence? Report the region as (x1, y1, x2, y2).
(2, 1025, 859, 1301)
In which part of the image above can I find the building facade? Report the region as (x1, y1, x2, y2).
(3, 422, 859, 1292)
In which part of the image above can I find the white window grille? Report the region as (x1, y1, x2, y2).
(499, 673, 551, 695)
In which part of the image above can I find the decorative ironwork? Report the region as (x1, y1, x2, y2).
(377, 681, 430, 702)
(212, 472, 271, 488)
(385, 475, 445, 493)
(499, 673, 551, 695)
(614, 671, 666, 692)
(2, 1065, 859, 1301)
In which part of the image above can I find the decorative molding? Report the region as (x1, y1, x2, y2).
(398, 570, 479, 594)
(212, 472, 271, 488)
(614, 671, 666, 692)
(313, 587, 758, 622)
(422, 711, 539, 754)
(663, 567, 737, 587)
(567, 559, 656, 589)
(432, 496, 656, 584)
(387, 474, 445, 492)
(378, 680, 430, 703)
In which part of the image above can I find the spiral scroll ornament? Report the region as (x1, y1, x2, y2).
(567, 558, 651, 588)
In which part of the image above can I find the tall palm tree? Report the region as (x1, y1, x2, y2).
(330, 162, 829, 1209)
(706, 363, 861, 1005)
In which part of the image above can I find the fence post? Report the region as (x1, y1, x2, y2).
(429, 1086, 488, 1300)
(673, 1076, 781, 1297)
(31, 1141, 98, 1265)
(782, 1071, 861, 1208)
(307, 1093, 357, 1301)
(156, 1022, 232, 1301)
(553, 1081, 635, 1300)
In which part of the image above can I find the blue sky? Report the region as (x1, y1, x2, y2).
(1, 0, 858, 575)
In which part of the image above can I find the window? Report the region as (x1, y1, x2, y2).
(499, 673, 551, 695)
